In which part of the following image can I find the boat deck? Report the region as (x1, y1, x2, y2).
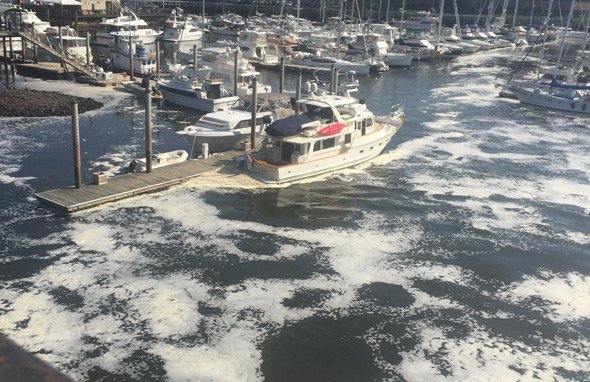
(35, 152, 242, 213)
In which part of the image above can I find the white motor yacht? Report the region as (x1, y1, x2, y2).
(247, 95, 404, 184)
(179, 109, 274, 153)
(162, 9, 204, 49)
(93, 8, 161, 55)
(156, 65, 239, 113)
(110, 37, 156, 76)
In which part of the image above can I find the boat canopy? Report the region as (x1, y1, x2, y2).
(265, 114, 314, 137)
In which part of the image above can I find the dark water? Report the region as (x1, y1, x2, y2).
(1, 50, 589, 381)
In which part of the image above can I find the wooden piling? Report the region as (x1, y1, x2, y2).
(145, 89, 153, 173)
(279, 56, 284, 94)
(233, 49, 239, 96)
(71, 103, 82, 189)
(155, 40, 160, 80)
(85, 32, 90, 67)
(295, 70, 302, 113)
(128, 38, 134, 81)
(193, 44, 197, 76)
(3, 38, 9, 88)
(251, 76, 257, 150)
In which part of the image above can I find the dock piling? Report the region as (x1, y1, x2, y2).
(330, 64, 336, 94)
(295, 70, 302, 113)
(3, 38, 9, 88)
(71, 103, 82, 189)
(279, 56, 284, 94)
(145, 89, 153, 173)
(251, 76, 258, 150)
(85, 32, 90, 67)
(193, 44, 197, 76)
(128, 38, 134, 81)
(155, 40, 160, 80)
(233, 49, 239, 96)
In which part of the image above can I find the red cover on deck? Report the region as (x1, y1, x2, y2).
(317, 123, 347, 136)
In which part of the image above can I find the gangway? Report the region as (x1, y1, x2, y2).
(17, 31, 100, 80)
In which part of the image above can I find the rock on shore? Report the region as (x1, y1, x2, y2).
(0, 89, 103, 117)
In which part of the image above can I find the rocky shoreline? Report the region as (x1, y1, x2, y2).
(0, 89, 103, 117)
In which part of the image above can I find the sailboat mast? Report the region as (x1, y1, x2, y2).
(512, 0, 519, 29)
(453, 0, 462, 40)
(437, 0, 445, 47)
(552, 0, 577, 80)
(536, 0, 554, 79)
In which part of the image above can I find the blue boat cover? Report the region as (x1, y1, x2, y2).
(265, 114, 315, 137)
(551, 79, 590, 90)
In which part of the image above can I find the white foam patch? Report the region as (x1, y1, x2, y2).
(397, 324, 589, 382)
(500, 272, 590, 323)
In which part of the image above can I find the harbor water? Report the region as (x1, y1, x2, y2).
(0, 50, 589, 381)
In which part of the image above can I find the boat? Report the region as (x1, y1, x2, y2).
(156, 65, 239, 112)
(45, 26, 92, 62)
(178, 93, 292, 153)
(246, 95, 404, 184)
(161, 8, 204, 49)
(508, 0, 590, 114)
(110, 38, 157, 76)
(92, 7, 161, 56)
(178, 109, 274, 153)
(129, 150, 189, 172)
(120, 79, 162, 99)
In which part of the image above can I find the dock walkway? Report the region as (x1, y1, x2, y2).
(35, 152, 242, 213)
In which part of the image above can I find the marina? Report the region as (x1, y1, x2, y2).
(0, 0, 589, 381)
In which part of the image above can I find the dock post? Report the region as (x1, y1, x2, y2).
(295, 69, 302, 113)
(85, 32, 91, 67)
(155, 40, 160, 80)
(3, 37, 9, 88)
(250, 76, 257, 150)
(330, 64, 336, 94)
(279, 56, 284, 94)
(71, 103, 82, 189)
(58, 25, 63, 51)
(193, 44, 197, 76)
(128, 38, 134, 81)
(21, 39, 27, 64)
(233, 48, 239, 96)
(145, 89, 153, 173)
(9, 37, 15, 86)
(33, 44, 38, 64)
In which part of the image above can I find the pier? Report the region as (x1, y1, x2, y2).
(35, 151, 243, 213)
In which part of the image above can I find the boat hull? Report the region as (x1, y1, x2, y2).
(512, 87, 590, 115)
(251, 121, 402, 184)
(158, 85, 239, 113)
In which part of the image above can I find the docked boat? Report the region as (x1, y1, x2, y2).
(129, 150, 189, 172)
(156, 65, 239, 112)
(161, 8, 204, 49)
(45, 26, 92, 62)
(178, 109, 274, 153)
(110, 38, 157, 76)
(93, 8, 161, 56)
(510, 80, 590, 114)
(247, 95, 404, 184)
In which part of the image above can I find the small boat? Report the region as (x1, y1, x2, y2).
(129, 150, 189, 172)
(246, 95, 404, 184)
(178, 109, 274, 154)
(120, 80, 162, 99)
(156, 65, 239, 113)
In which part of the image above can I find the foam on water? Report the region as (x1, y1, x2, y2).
(500, 272, 590, 323)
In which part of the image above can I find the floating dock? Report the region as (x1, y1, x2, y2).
(35, 152, 243, 213)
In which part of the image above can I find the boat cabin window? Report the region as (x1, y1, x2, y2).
(312, 137, 336, 152)
(235, 117, 265, 129)
(303, 104, 335, 122)
(366, 118, 373, 127)
(345, 134, 351, 144)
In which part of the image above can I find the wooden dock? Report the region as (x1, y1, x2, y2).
(35, 152, 243, 213)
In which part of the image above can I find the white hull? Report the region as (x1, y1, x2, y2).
(252, 121, 401, 184)
(111, 52, 156, 75)
(158, 86, 238, 112)
(383, 52, 414, 67)
(512, 87, 590, 114)
(183, 130, 263, 153)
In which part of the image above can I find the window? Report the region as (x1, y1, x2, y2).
(314, 141, 321, 152)
(345, 134, 351, 144)
(323, 138, 335, 149)
(366, 118, 373, 127)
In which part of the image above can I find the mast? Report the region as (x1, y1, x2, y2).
(551, 0, 577, 81)
(336, 0, 344, 58)
(453, 0, 463, 40)
(536, 0, 555, 79)
(512, 0, 519, 29)
(437, 0, 445, 48)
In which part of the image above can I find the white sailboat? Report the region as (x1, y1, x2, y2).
(510, 0, 590, 115)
